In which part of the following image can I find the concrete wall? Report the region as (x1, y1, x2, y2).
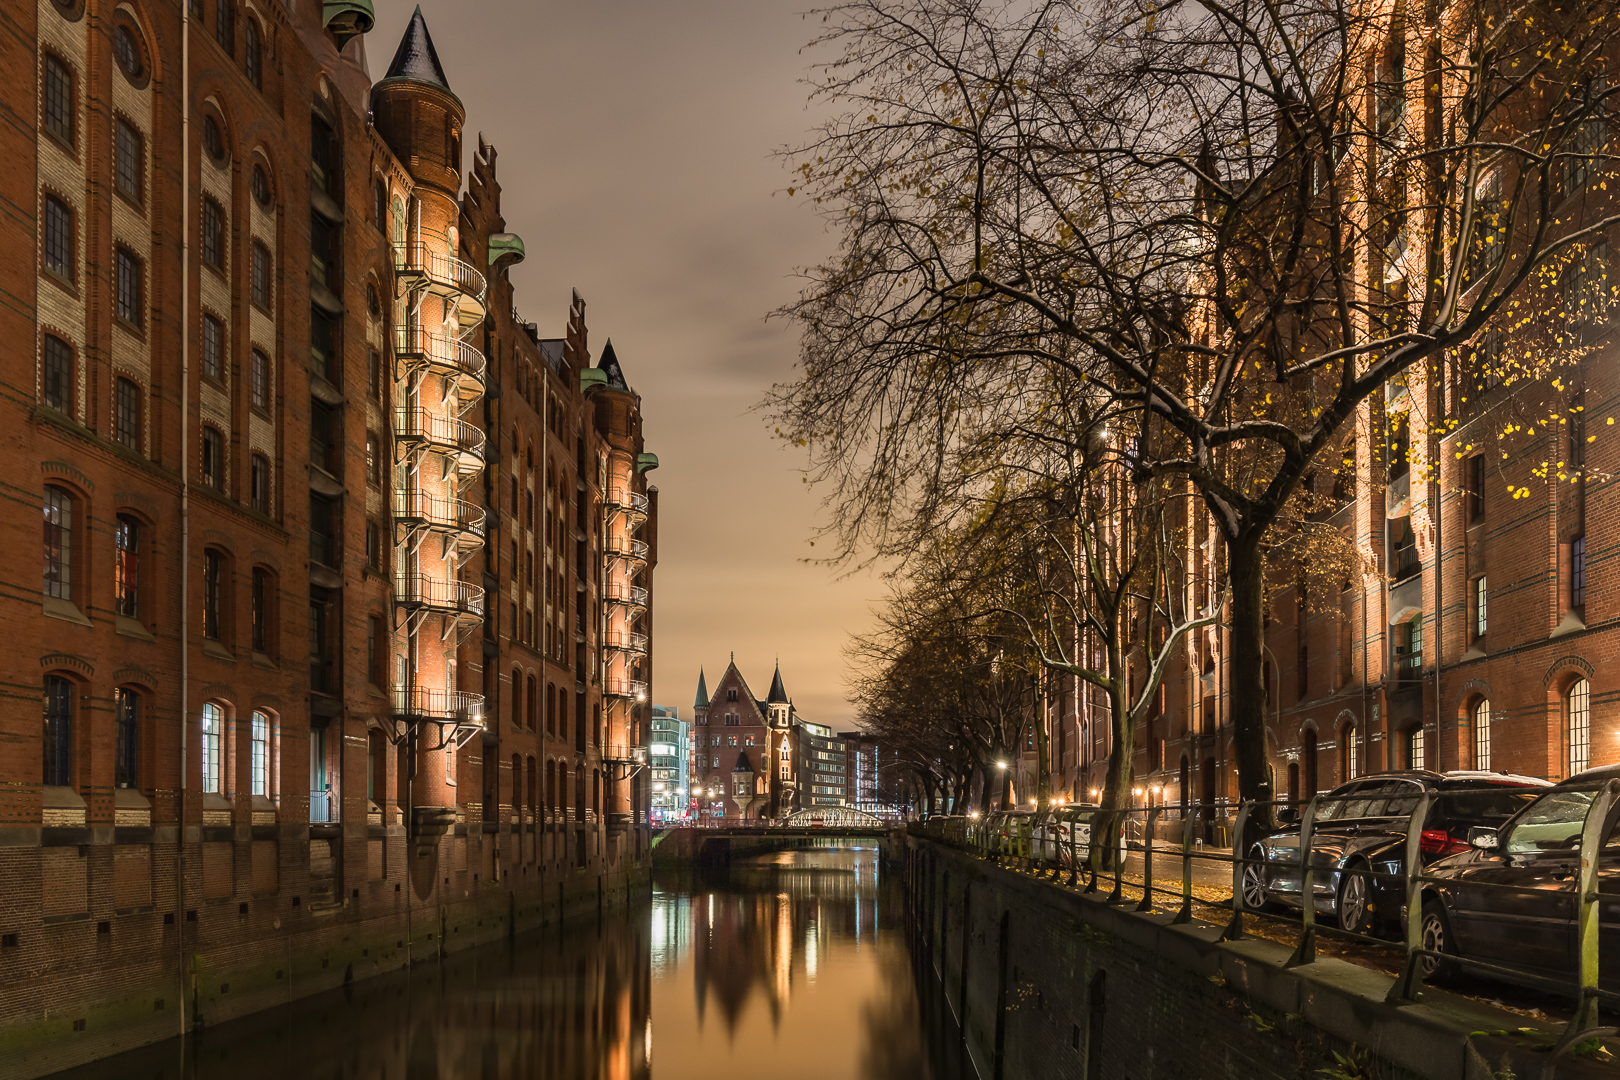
(907, 836, 1615, 1080)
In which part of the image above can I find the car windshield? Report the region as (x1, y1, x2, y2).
(1431, 788, 1542, 827)
(1504, 788, 1598, 854)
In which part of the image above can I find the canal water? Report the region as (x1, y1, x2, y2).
(47, 844, 944, 1080)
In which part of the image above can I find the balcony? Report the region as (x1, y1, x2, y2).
(393, 242, 487, 326)
(394, 406, 485, 473)
(602, 583, 648, 611)
(391, 686, 486, 729)
(394, 328, 487, 405)
(394, 489, 486, 544)
(394, 573, 485, 619)
(603, 676, 648, 701)
(605, 488, 649, 523)
(605, 537, 649, 564)
(603, 630, 649, 656)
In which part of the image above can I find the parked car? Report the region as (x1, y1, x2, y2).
(1243, 770, 1550, 934)
(1417, 764, 1620, 982)
(1031, 805, 1128, 868)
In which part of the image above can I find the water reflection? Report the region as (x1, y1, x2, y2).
(44, 847, 930, 1080)
(649, 847, 931, 1080)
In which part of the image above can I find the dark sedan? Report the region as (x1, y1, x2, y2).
(1419, 765, 1620, 982)
(1244, 770, 1549, 934)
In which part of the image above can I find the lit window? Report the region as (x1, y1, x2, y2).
(1569, 678, 1591, 775)
(114, 514, 139, 618)
(1406, 724, 1425, 770)
(201, 703, 223, 793)
(1474, 576, 1488, 637)
(1473, 699, 1492, 771)
(250, 712, 270, 796)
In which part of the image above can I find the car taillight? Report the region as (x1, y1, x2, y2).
(1419, 829, 1470, 856)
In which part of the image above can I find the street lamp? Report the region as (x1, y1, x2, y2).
(995, 760, 1011, 811)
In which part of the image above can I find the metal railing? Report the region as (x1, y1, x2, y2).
(602, 676, 648, 700)
(390, 686, 486, 725)
(605, 537, 649, 561)
(602, 630, 649, 655)
(394, 327, 487, 383)
(602, 583, 648, 608)
(605, 489, 649, 517)
(916, 781, 1620, 1058)
(393, 242, 487, 303)
(394, 490, 486, 539)
(394, 574, 485, 617)
(394, 406, 486, 462)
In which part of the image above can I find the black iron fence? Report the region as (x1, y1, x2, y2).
(911, 780, 1620, 1059)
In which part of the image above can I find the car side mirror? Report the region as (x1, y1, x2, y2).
(1468, 827, 1499, 851)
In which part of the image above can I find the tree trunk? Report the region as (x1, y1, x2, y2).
(1034, 678, 1051, 812)
(1228, 531, 1275, 830)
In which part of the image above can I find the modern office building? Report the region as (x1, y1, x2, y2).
(649, 704, 688, 821)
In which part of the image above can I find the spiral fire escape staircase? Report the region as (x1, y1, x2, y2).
(388, 238, 489, 752)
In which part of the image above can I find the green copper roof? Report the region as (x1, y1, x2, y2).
(323, 0, 374, 48)
(488, 233, 525, 267)
(579, 368, 609, 394)
(695, 668, 709, 709)
(636, 452, 659, 474)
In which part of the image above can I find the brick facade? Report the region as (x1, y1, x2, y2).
(0, 4, 658, 1073)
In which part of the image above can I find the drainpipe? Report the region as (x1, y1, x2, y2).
(176, 1, 192, 1039)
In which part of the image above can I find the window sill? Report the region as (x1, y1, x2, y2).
(43, 268, 79, 299)
(1552, 611, 1587, 639)
(252, 651, 277, 670)
(43, 595, 91, 627)
(112, 314, 144, 340)
(202, 638, 235, 663)
(115, 614, 155, 641)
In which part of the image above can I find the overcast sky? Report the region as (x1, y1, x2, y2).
(369, 1, 883, 729)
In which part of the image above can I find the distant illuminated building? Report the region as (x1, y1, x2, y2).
(649, 704, 687, 820)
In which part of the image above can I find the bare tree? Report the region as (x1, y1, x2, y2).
(772, 0, 1620, 810)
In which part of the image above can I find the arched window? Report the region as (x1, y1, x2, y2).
(43, 675, 73, 787)
(203, 549, 226, 640)
(1473, 699, 1492, 771)
(115, 687, 140, 789)
(43, 485, 74, 601)
(250, 710, 271, 796)
(201, 703, 224, 793)
(114, 514, 140, 619)
(243, 17, 261, 88)
(1341, 724, 1357, 780)
(1569, 679, 1592, 775)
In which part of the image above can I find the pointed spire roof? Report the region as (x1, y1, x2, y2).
(383, 7, 452, 92)
(767, 662, 788, 704)
(732, 751, 755, 774)
(695, 668, 710, 709)
(598, 339, 629, 391)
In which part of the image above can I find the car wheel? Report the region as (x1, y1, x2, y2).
(1337, 863, 1374, 935)
(1241, 849, 1271, 911)
(1418, 899, 1458, 980)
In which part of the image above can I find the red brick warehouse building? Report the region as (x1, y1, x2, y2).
(0, 2, 660, 1074)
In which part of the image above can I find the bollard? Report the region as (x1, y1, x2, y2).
(1220, 801, 1254, 942)
(1137, 808, 1161, 912)
(1385, 790, 1437, 1003)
